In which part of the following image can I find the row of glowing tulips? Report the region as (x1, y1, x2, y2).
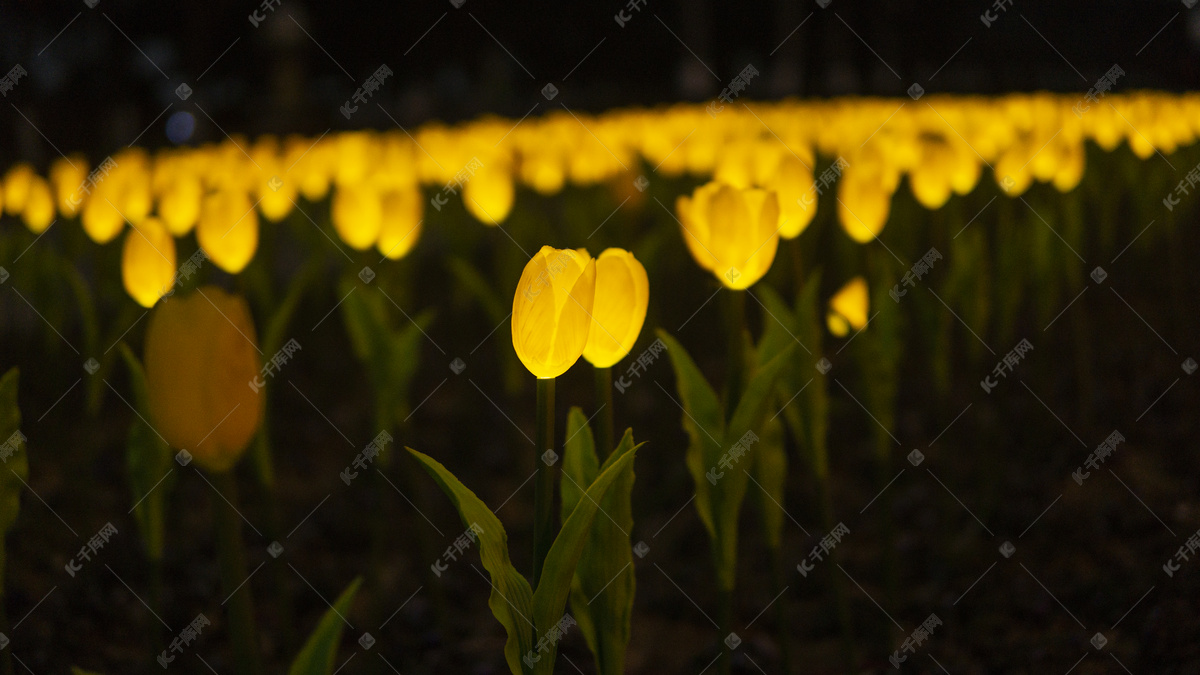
(0, 92, 1195, 306)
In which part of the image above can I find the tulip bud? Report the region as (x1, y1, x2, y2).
(464, 165, 515, 225)
(377, 187, 423, 260)
(512, 246, 597, 379)
(826, 276, 869, 337)
(3, 163, 35, 216)
(197, 190, 259, 274)
(21, 175, 55, 234)
(583, 248, 649, 368)
(676, 181, 780, 290)
(144, 286, 262, 473)
(121, 217, 177, 308)
(331, 184, 383, 250)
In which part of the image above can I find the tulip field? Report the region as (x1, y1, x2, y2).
(0, 88, 1198, 674)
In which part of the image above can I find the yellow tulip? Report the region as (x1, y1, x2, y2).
(331, 184, 382, 250)
(3, 163, 35, 215)
(21, 176, 55, 233)
(464, 165, 515, 225)
(377, 188, 423, 259)
(158, 173, 202, 236)
(766, 155, 818, 239)
(144, 286, 262, 473)
(582, 248, 649, 368)
(49, 155, 88, 217)
(826, 276, 869, 337)
(512, 246, 597, 379)
(81, 181, 127, 244)
(837, 168, 894, 243)
(121, 217, 177, 308)
(676, 181, 780, 290)
(197, 190, 259, 274)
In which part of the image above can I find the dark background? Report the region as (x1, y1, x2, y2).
(2, 1, 1200, 163)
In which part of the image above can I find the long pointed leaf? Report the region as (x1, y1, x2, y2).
(655, 329, 723, 539)
(288, 576, 362, 675)
(408, 448, 534, 674)
(531, 444, 642, 675)
(118, 345, 174, 562)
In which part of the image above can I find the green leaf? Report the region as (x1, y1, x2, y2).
(750, 415, 787, 550)
(567, 427, 638, 675)
(407, 448, 534, 675)
(385, 309, 435, 425)
(560, 407, 599, 523)
(754, 285, 798, 370)
(710, 343, 792, 590)
(655, 329, 724, 540)
(288, 576, 362, 675)
(448, 256, 507, 326)
(263, 257, 323, 358)
(119, 345, 175, 562)
(531, 444, 642, 675)
(0, 368, 26, 584)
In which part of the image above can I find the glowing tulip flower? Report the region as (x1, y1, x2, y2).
(158, 173, 202, 236)
(377, 188, 423, 260)
(826, 276, 869, 337)
(582, 248, 649, 368)
(49, 155, 88, 217)
(3, 163, 35, 216)
(464, 164, 515, 225)
(81, 181, 127, 244)
(21, 175, 55, 234)
(121, 217, 177, 308)
(512, 246, 597, 379)
(197, 190, 259, 274)
(837, 168, 895, 243)
(765, 155, 818, 239)
(331, 184, 383, 250)
(676, 181, 780, 290)
(144, 286, 262, 473)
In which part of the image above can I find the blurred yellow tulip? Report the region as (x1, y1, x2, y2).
(826, 276, 869, 337)
(331, 184, 382, 250)
(377, 188, 423, 259)
(121, 217, 177, 308)
(837, 169, 894, 243)
(512, 246, 597, 379)
(81, 181, 127, 244)
(464, 165, 515, 225)
(766, 155, 818, 239)
(49, 155, 87, 217)
(3, 163, 35, 215)
(676, 181, 780, 290)
(158, 174, 202, 236)
(583, 248, 649, 368)
(144, 286, 262, 473)
(21, 176, 55, 233)
(197, 190, 259, 274)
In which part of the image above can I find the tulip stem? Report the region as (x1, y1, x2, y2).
(594, 367, 614, 459)
(533, 377, 556, 588)
(211, 470, 264, 675)
(724, 289, 747, 420)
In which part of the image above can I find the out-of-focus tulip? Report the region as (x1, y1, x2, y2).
(144, 286, 262, 473)
(463, 165, 515, 225)
(21, 176, 55, 233)
(158, 174, 202, 236)
(49, 155, 88, 217)
(197, 190, 258, 274)
(121, 217, 177, 308)
(377, 188, 423, 259)
(826, 276, 869, 337)
(676, 181, 780, 290)
(3, 163, 35, 215)
(837, 169, 894, 243)
(512, 246, 597, 379)
(765, 155, 818, 239)
(81, 181, 127, 244)
(582, 248, 649, 368)
(331, 184, 382, 250)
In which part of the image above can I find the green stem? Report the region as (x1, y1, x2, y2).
(717, 586, 733, 675)
(594, 367, 614, 459)
(212, 470, 264, 675)
(724, 289, 747, 420)
(533, 378, 555, 588)
(770, 550, 793, 675)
